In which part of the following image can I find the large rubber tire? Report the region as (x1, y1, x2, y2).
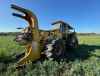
(66, 33, 79, 49)
(44, 39, 66, 60)
(72, 36, 78, 48)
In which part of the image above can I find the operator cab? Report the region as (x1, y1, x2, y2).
(52, 20, 73, 33)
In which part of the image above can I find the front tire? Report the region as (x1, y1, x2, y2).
(44, 39, 66, 60)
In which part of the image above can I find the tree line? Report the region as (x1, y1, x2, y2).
(0, 32, 99, 36)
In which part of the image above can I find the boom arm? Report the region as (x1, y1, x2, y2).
(11, 4, 41, 67)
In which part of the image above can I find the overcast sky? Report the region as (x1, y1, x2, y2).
(0, 0, 100, 33)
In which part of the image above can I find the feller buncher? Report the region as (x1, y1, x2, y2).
(11, 4, 78, 69)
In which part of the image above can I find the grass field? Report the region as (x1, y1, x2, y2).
(0, 35, 100, 76)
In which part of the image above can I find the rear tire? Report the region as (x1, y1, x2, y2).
(66, 33, 78, 49)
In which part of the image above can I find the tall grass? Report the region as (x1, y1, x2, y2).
(0, 35, 100, 76)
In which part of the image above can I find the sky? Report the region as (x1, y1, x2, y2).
(0, 0, 100, 33)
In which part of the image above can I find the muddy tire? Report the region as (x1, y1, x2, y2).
(44, 39, 66, 60)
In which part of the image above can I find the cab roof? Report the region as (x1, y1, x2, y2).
(52, 20, 73, 29)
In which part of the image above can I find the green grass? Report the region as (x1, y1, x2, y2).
(0, 35, 100, 76)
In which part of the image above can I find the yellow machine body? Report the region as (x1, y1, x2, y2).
(11, 4, 78, 68)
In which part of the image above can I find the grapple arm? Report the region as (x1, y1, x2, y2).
(11, 4, 41, 68)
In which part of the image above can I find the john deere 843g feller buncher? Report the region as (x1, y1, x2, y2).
(11, 4, 78, 68)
